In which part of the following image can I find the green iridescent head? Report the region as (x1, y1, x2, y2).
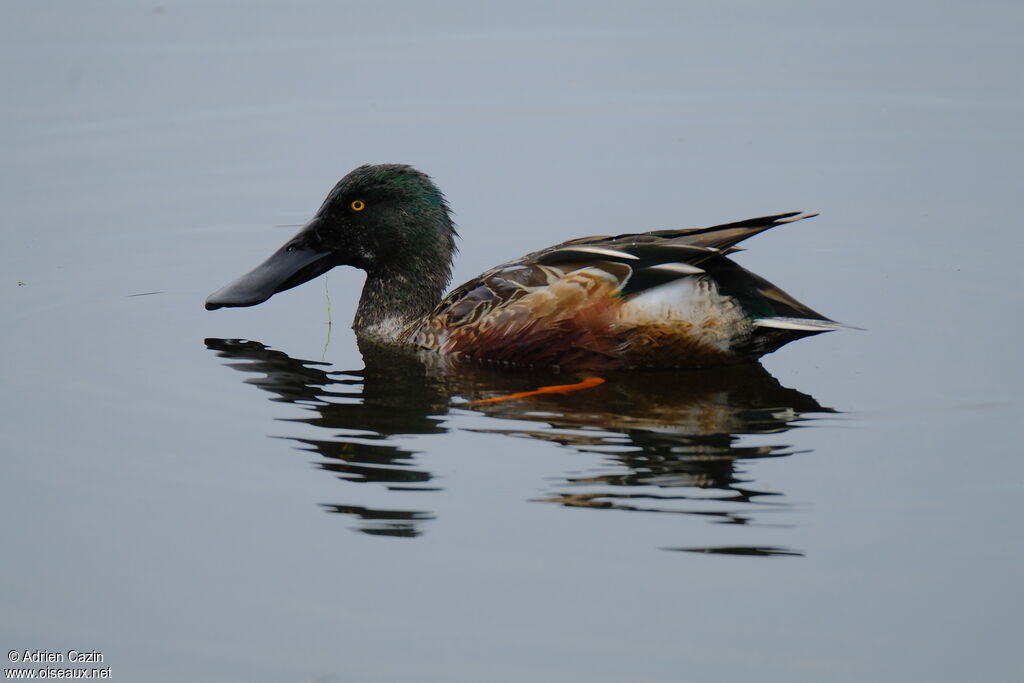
(206, 164, 458, 314)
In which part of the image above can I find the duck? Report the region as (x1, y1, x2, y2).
(206, 163, 842, 370)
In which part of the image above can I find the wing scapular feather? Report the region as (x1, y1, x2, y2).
(536, 245, 641, 264)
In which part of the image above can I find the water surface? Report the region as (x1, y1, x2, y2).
(2, 2, 1022, 682)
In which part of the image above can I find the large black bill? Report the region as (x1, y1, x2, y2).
(205, 241, 336, 310)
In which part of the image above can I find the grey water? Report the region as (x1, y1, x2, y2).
(2, 2, 1022, 682)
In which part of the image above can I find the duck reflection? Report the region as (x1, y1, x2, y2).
(206, 338, 832, 553)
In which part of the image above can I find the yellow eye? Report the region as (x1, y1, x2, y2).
(351, 200, 366, 212)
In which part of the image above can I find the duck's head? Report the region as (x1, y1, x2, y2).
(206, 164, 457, 311)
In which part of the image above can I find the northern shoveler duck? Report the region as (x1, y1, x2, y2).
(206, 164, 842, 370)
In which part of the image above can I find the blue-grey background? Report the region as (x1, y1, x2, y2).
(2, 2, 1021, 681)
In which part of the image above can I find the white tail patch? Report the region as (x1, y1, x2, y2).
(752, 316, 846, 332)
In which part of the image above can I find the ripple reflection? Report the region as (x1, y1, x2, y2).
(206, 338, 834, 550)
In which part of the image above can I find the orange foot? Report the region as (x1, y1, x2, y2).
(469, 377, 606, 404)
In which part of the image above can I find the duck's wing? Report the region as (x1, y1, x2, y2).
(455, 211, 824, 304)
(407, 212, 840, 367)
(576, 212, 836, 322)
